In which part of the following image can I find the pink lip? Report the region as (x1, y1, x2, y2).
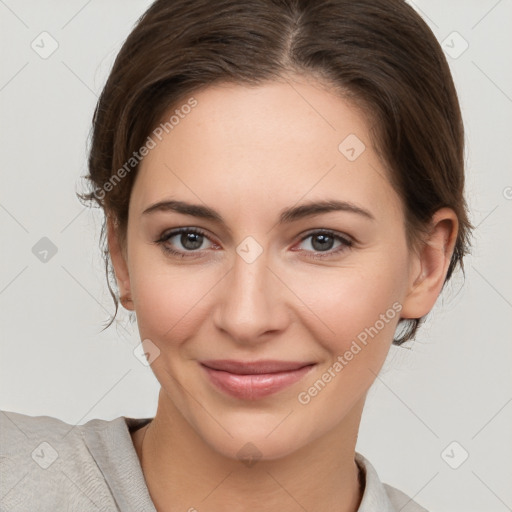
(200, 360, 315, 400)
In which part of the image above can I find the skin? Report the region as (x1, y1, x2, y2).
(108, 75, 458, 512)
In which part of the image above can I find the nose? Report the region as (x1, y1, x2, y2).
(213, 245, 290, 346)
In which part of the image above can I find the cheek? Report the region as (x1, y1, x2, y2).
(131, 267, 215, 345)
(126, 231, 219, 346)
(291, 262, 406, 423)
(289, 257, 406, 356)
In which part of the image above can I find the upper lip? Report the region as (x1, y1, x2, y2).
(200, 360, 315, 375)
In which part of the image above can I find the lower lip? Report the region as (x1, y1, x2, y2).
(201, 364, 314, 400)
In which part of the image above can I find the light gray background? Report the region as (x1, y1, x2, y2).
(1, 1, 511, 510)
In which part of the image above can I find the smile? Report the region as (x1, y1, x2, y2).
(200, 360, 316, 400)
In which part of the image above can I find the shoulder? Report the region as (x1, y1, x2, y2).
(383, 483, 429, 512)
(1, 409, 81, 440)
(0, 408, 116, 455)
(0, 409, 122, 511)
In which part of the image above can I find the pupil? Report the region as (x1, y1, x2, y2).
(312, 234, 333, 251)
(182, 232, 202, 250)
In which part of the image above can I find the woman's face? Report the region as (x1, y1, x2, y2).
(114, 77, 425, 460)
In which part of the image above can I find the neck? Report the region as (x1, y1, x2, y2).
(132, 390, 366, 512)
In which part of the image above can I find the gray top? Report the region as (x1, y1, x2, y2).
(0, 410, 428, 511)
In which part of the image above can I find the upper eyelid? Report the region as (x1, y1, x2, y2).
(159, 227, 215, 245)
(300, 228, 352, 243)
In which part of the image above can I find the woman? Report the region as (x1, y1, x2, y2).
(0, 0, 471, 510)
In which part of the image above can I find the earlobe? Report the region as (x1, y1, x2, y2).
(400, 208, 459, 319)
(107, 216, 134, 311)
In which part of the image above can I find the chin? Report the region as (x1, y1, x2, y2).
(186, 407, 322, 464)
(207, 428, 310, 464)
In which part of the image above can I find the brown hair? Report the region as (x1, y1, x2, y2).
(79, 0, 472, 345)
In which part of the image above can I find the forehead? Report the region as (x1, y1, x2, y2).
(131, 78, 400, 223)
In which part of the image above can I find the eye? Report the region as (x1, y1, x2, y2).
(155, 227, 217, 258)
(155, 227, 353, 260)
(294, 230, 353, 259)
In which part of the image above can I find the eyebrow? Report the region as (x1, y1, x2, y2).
(142, 199, 375, 225)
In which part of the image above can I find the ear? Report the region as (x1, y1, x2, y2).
(107, 216, 134, 311)
(400, 207, 459, 319)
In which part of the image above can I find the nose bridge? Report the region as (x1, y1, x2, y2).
(214, 237, 286, 342)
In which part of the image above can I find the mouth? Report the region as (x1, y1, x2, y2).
(200, 359, 316, 400)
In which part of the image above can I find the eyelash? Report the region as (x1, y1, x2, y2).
(155, 227, 353, 260)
